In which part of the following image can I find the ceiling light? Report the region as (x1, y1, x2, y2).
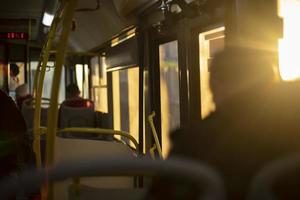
(42, 12, 54, 26)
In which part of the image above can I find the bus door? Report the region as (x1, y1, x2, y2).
(150, 27, 180, 158)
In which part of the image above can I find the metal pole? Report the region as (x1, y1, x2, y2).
(45, 0, 78, 198)
(32, 2, 63, 169)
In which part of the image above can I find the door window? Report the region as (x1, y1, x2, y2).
(159, 40, 180, 157)
(199, 27, 225, 118)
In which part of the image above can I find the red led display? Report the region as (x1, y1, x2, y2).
(0, 32, 28, 40)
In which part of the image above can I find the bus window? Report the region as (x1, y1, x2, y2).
(91, 56, 100, 111)
(75, 64, 89, 99)
(8, 62, 25, 97)
(278, 0, 300, 81)
(30, 61, 65, 103)
(0, 62, 5, 90)
(91, 56, 108, 113)
(112, 67, 139, 146)
(159, 40, 180, 158)
(99, 56, 108, 113)
(199, 27, 225, 119)
(75, 64, 83, 96)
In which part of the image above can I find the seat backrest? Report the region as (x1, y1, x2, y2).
(0, 156, 225, 200)
(54, 137, 135, 200)
(248, 154, 300, 200)
(21, 98, 48, 136)
(59, 100, 95, 129)
(59, 101, 96, 139)
(68, 186, 145, 200)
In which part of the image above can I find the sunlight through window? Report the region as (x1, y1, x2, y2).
(278, 0, 300, 81)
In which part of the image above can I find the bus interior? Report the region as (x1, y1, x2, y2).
(0, 0, 300, 199)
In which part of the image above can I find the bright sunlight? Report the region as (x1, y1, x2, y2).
(278, 0, 300, 81)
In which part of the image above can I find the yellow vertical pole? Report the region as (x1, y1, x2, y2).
(32, 4, 63, 169)
(45, 0, 78, 199)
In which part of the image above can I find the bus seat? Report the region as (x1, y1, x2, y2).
(248, 154, 300, 200)
(21, 98, 48, 133)
(21, 98, 49, 165)
(54, 137, 136, 200)
(59, 103, 97, 138)
(59, 104, 95, 128)
(0, 157, 225, 200)
(68, 186, 145, 200)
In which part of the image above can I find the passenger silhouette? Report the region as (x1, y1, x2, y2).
(58, 84, 98, 139)
(9, 63, 21, 91)
(148, 47, 300, 200)
(61, 83, 93, 108)
(0, 89, 33, 179)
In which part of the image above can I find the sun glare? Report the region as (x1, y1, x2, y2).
(278, 0, 300, 81)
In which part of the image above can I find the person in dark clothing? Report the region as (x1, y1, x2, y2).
(66, 83, 81, 99)
(148, 47, 300, 200)
(0, 89, 32, 178)
(58, 84, 97, 139)
(62, 83, 94, 108)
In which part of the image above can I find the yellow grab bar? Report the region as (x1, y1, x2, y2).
(43, 1, 78, 199)
(32, 3, 63, 169)
(57, 127, 139, 151)
(148, 111, 163, 159)
(46, 0, 78, 168)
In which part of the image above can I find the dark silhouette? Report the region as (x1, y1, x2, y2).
(9, 63, 20, 78)
(148, 47, 300, 200)
(66, 83, 81, 99)
(9, 63, 20, 90)
(0, 89, 32, 179)
(62, 83, 93, 108)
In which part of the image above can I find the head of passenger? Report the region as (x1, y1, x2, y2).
(15, 84, 29, 99)
(209, 47, 276, 107)
(9, 63, 20, 77)
(10, 63, 20, 78)
(66, 83, 81, 99)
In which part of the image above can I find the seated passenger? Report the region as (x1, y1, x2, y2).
(59, 84, 98, 139)
(15, 84, 32, 110)
(0, 89, 33, 179)
(62, 83, 94, 108)
(148, 47, 300, 200)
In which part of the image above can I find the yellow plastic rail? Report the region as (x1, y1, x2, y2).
(148, 111, 163, 159)
(46, 0, 78, 167)
(57, 127, 139, 151)
(32, 3, 64, 169)
(42, 1, 78, 199)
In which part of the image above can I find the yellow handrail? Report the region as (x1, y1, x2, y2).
(32, 3, 63, 169)
(57, 127, 139, 151)
(43, 1, 78, 199)
(46, 0, 78, 167)
(148, 111, 163, 159)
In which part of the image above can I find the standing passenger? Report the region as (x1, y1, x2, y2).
(9, 63, 21, 91)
